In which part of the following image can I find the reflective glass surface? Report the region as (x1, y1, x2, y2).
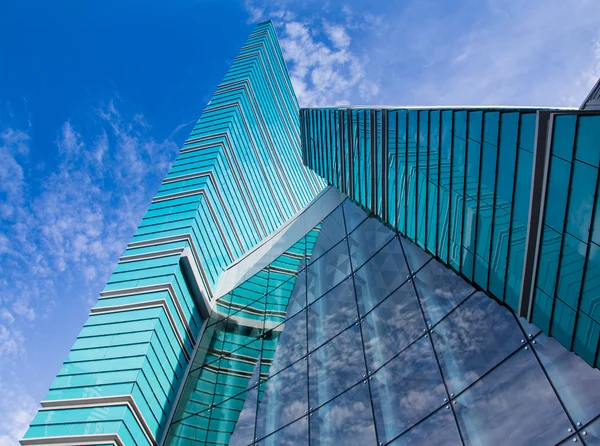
(369, 337, 446, 443)
(455, 348, 572, 446)
(309, 383, 376, 446)
(354, 237, 409, 316)
(166, 196, 600, 446)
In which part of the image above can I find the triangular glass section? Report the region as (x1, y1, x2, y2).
(532, 332, 600, 427)
(399, 234, 432, 273)
(342, 198, 369, 234)
(454, 347, 573, 445)
(348, 215, 395, 270)
(308, 205, 345, 263)
(389, 407, 462, 446)
(354, 238, 409, 316)
(431, 291, 524, 395)
(412, 259, 475, 326)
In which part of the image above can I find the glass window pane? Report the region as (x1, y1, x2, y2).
(309, 324, 365, 409)
(348, 216, 394, 270)
(413, 258, 474, 325)
(533, 332, 600, 427)
(369, 337, 446, 444)
(388, 406, 462, 446)
(309, 382, 376, 446)
(575, 115, 600, 166)
(354, 238, 409, 315)
(268, 311, 307, 376)
(255, 359, 307, 439)
(361, 282, 425, 371)
(309, 205, 345, 263)
(432, 291, 523, 395)
(307, 240, 351, 303)
(342, 198, 368, 234)
(454, 347, 573, 446)
(256, 416, 308, 446)
(308, 277, 357, 350)
(215, 387, 258, 446)
(399, 235, 432, 273)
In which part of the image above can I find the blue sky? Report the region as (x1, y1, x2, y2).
(0, 0, 599, 442)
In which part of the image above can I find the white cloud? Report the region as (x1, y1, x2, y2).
(245, 0, 600, 108)
(323, 21, 351, 49)
(0, 384, 38, 446)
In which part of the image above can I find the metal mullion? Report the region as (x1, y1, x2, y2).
(436, 111, 442, 257)
(486, 112, 503, 291)
(404, 111, 409, 234)
(341, 204, 382, 446)
(395, 111, 400, 230)
(501, 113, 523, 303)
(363, 109, 368, 207)
(447, 111, 455, 265)
(459, 113, 470, 274)
(339, 110, 347, 193)
(325, 109, 331, 184)
(522, 112, 554, 319)
(348, 109, 355, 198)
(471, 112, 485, 280)
(319, 109, 326, 179)
(425, 110, 431, 251)
(415, 112, 420, 244)
(399, 240, 466, 446)
(370, 109, 377, 213)
(382, 110, 389, 222)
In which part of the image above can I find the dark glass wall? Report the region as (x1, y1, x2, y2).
(301, 107, 600, 369)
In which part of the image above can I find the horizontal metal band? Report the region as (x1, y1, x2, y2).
(162, 171, 211, 185)
(127, 234, 213, 300)
(151, 188, 203, 203)
(91, 298, 192, 361)
(39, 395, 155, 445)
(21, 433, 123, 446)
(99, 282, 198, 350)
(119, 247, 185, 263)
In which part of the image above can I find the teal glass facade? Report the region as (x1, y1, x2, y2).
(301, 107, 600, 369)
(22, 20, 600, 446)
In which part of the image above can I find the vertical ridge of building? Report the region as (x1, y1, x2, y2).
(21, 21, 324, 446)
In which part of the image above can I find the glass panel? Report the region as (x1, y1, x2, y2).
(454, 348, 573, 446)
(306, 240, 351, 303)
(268, 311, 307, 376)
(581, 416, 600, 444)
(575, 114, 600, 166)
(566, 161, 597, 242)
(354, 238, 409, 316)
(399, 235, 432, 273)
(308, 277, 357, 350)
(309, 324, 365, 409)
(209, 386, 255, 446)
(413, 258, 474, 326)
(309, 382, 376, 446)
(255, 359, 307, 439)
(309, 205, 345, 263)
(256, 416, 308, 446)
(388, 406, 462, 446)
(286, 269, 306, 316)
(517, 315, 541, 338)
(348, 216, 394, 270)
(342, 198, 369, 234)
(432, 291, 523, 395)
(533, 332, 600, 427)
(369, 336, 446, 444)
(361, 282, 425, 371)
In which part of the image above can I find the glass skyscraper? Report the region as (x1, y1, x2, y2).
(22, 21, 600, 446)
